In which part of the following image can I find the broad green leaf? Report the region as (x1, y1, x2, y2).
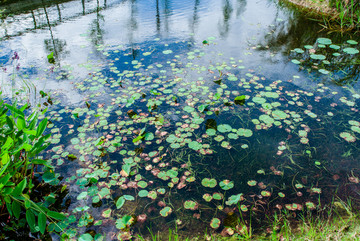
(0, 162, 10, 177)
(12, 178, 27, 197)
(26, 209, 36, 231)
(116, 196, 125, 209)
(17, 116, 26, 130)
(132, 135, 144, 143)
(36, 118, 48, 138)
(12, 201, 21, 219)
(2, 136, 14, 150)
(234, 95, 246, 105)
(79, 233, 94, 241)
(5, 104, 24, 117)
(122, 164, 131, 176)
(47, 210, 66, 220)
(5, 116, 14, 131)
(38, 212, 46, 234)
(123, 195, 134, 201)
(0, 152, 10, 165)
(0, 173, 11, 190)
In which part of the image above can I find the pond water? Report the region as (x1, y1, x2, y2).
(1, 0, 360, 239)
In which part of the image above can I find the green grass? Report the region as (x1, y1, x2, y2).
(134, 199, 360, 240)
(282, 0, 360, 31)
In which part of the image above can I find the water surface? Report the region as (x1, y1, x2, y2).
(1, 0, 360, 239)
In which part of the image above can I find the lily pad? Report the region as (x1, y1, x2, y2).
(189, 141, 202, 151)
(218, 124, 232, 133)
(210, 218, 221, 229)
(317, 38, 332, 45)
(340, 132, 356, 142)
(219, 180, 234, 190)
(184, 200, 198, 210)
(201, 178, 217, 188)
(160, 207, 172, 217)
(343, 47, 359, 54)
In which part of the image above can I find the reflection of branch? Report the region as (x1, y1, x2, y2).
(43, 3, 58, 57)
(156, 0, 160, 34)
(218, 0, 233, 38)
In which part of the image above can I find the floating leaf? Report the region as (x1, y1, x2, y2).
(138, 190, 149, 197)
(212, 193, 223, 200)
(340, 132, 356, 142)
(163, 50, 173, 54)
(343, 47, 359, 54)
(291, 59, 301, 65)
(226, 194, 243, 205)
(261, 191, 271, 197)
(188, 141, 202, 151)
(347, 40, 358, 45)
(218, 124, 232, 133)
(317, 38, 332, 45)
(206, 129, 216, 136)
(210, 218, 221, 229)
(234, 95, 246, 105)
(203, 193, 213, 202)
(310, 54, 326, 60)
(160, 207, 172, 217)
(184, 200, 198, 210)
(219, 180, 234, 190)
(247, 180, 257, 186)
(77, 191, 88, 200)
(201, 178, 217, 188)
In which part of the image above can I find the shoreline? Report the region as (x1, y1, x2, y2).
(281, 0, 339, 18)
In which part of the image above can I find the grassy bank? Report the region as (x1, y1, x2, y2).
(282, 0, 360, 31)
(130, 199, 360, 241)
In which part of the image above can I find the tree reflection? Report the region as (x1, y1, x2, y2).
(189, 0, 200, 35)
(43, 3, 68, 63)
(218, 0, 233, 38)
(89, 0, 105, 46)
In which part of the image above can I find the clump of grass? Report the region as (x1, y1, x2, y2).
(327, 0, 360, 31)
(212, 198, 360, 240)
(282, 0, 360, 31)
(134, 198, 360, 240)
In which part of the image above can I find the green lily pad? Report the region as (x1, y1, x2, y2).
(184, 200, 198, 210)
(218, 124, 232, 133)
(160, 207, 172, 217)
(340, 132, 356, 142)
(201, 178, 217, 188)
(138, 190, 149, 197)
(261, 191, 271, 197)
(219, 180, 234, 190)
(203, 193, 213, 202)
(317, 38, 332, 45)
(206, 129, 216, 136)
(343, 47, 359, 54)
(210, 218, 221, 229)
(310, 54, 326, 60)
(212, 192, 223, 200)
(225, 194, 243, 205)
(189, 141, 202, 151)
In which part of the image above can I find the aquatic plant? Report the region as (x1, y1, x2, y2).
(0, 95, 65, 238)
